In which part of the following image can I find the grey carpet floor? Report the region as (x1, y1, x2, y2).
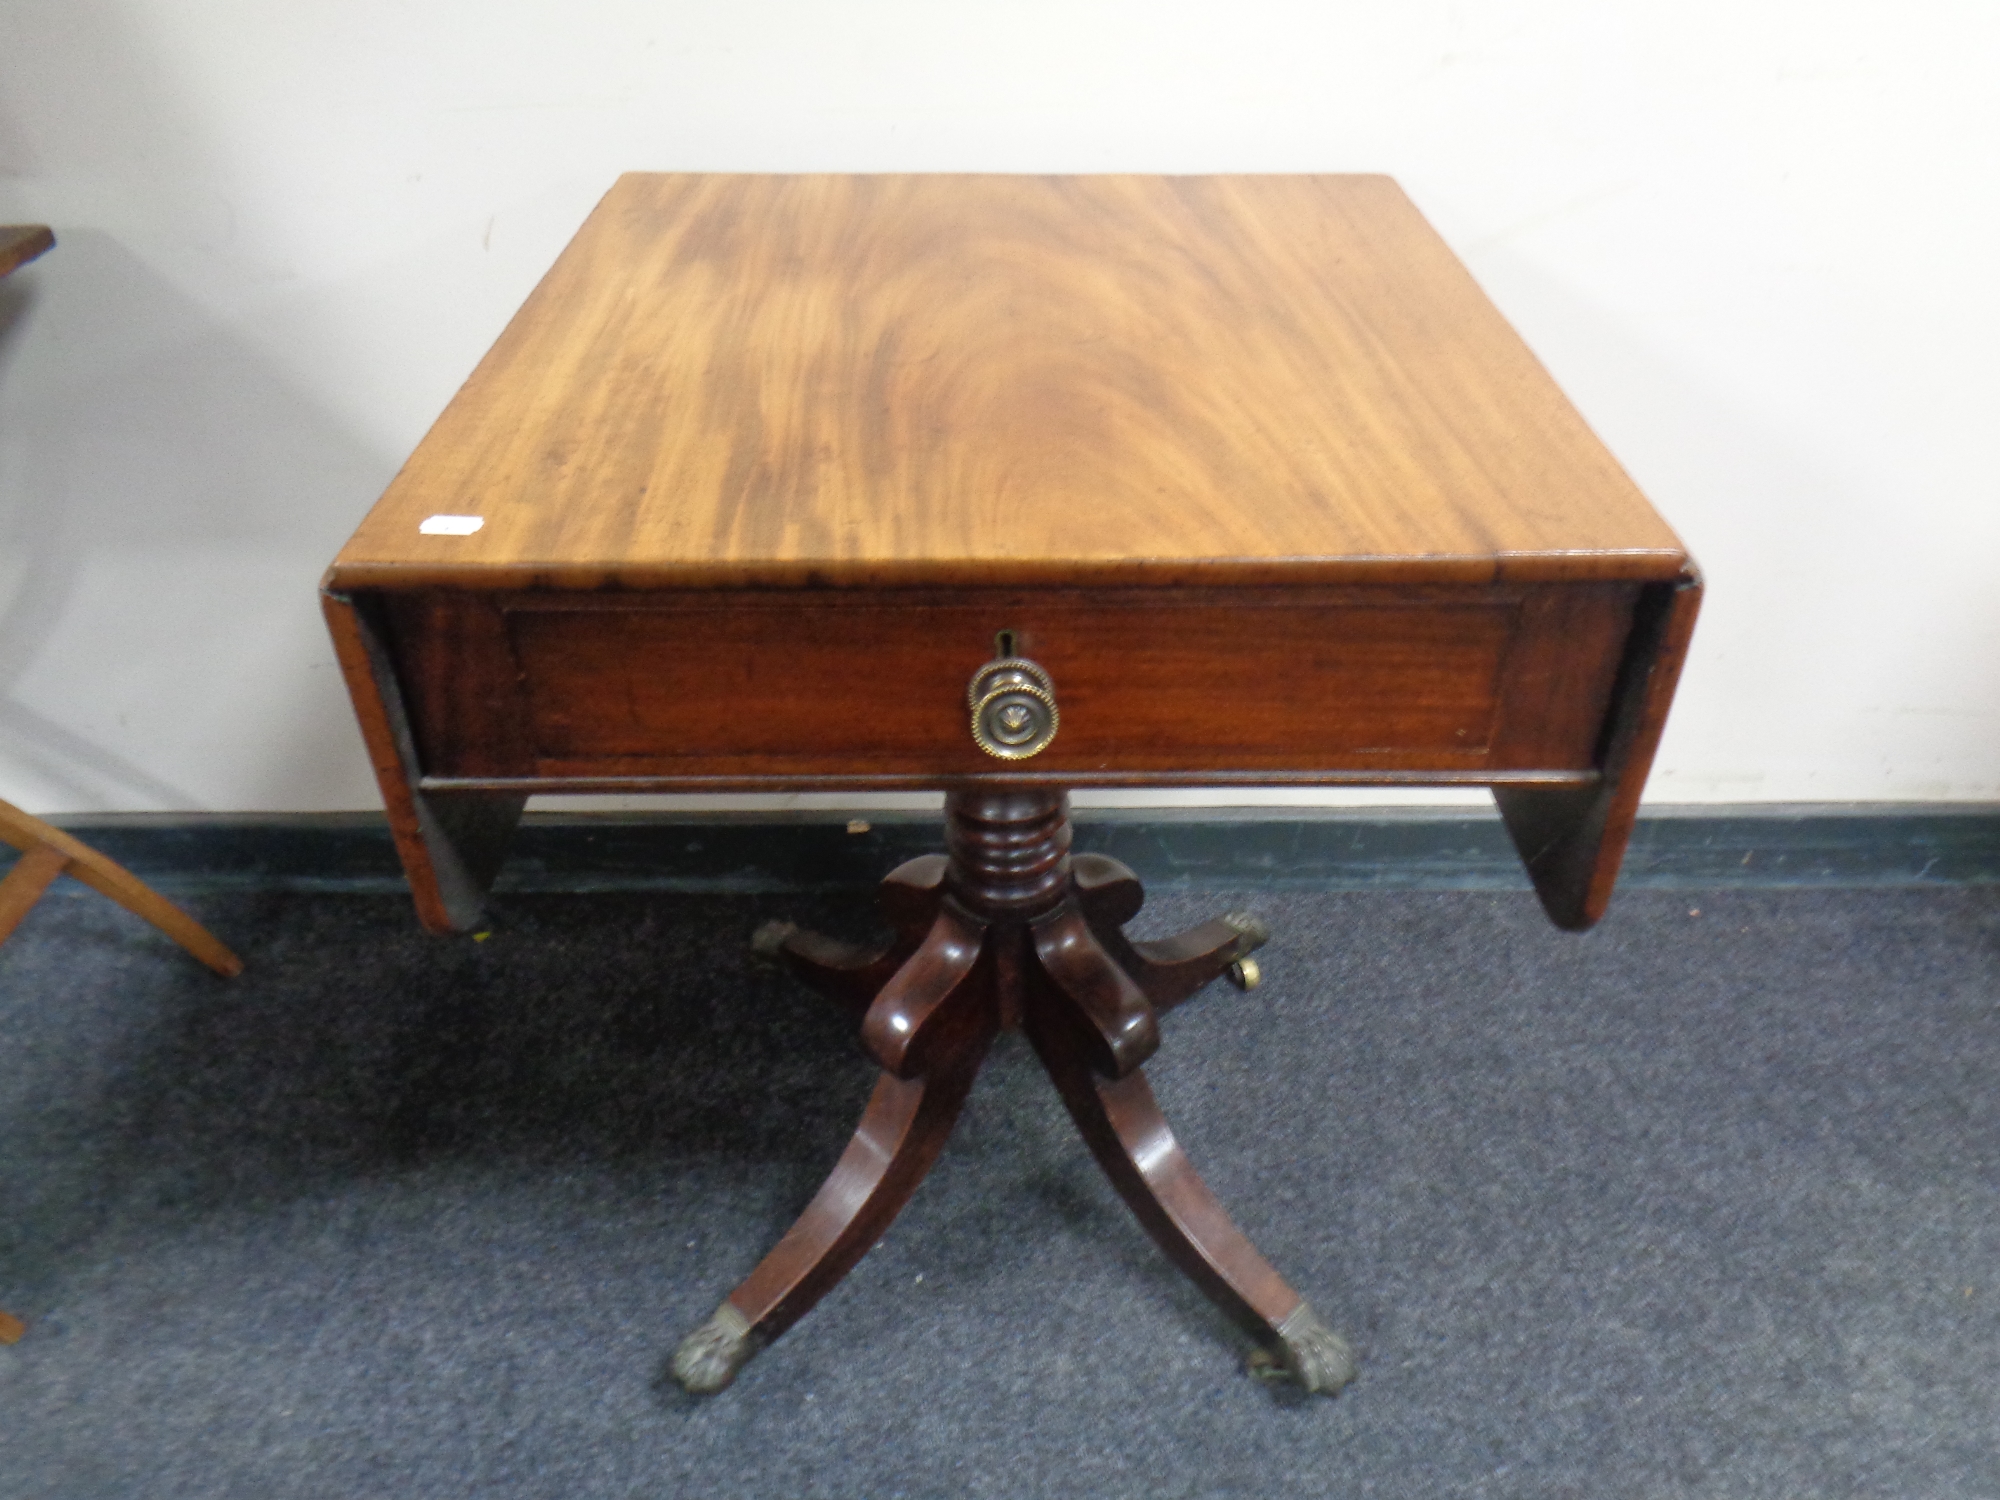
(1, 884, 1996, 1498)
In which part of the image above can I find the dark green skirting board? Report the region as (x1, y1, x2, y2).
(10, 805, 1997, 897)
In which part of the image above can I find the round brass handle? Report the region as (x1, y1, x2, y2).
(968, 655, 1059, 760)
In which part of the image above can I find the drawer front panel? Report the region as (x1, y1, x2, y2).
(386, 586, 1637, 783)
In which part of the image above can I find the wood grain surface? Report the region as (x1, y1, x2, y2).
(1497, 568, 1704, 928)
(330, 175, 1687, 592)
(372, 582, 1636, 784)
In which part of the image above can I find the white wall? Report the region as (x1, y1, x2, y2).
(2, 0, 1996, 814)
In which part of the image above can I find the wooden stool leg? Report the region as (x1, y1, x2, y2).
(671, 988, 997, 1393)
(0, 843, 70, 945)
(0, 802, 241, 976)
(0, 1308, 23, 1344)
(1022, 983, 1357, 1396)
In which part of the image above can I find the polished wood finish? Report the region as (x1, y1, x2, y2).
(725, 1031, 995, 1347)
(1497, 571, 1703, 928)
(1073, 853, 1267, 1015)
(0, 801, 242, 977)
(0, 225, 54, 280)
(330, 176, 1684, 594)
(675, 792, 1348, 1395)
(754, 853, 949, 1019)
(1024, 1005, 1305, 1342)
(327, 173, 1699, 1394)
(325, 173, 1695, 936)
(367, 582, 1638, 787)
(321, 590, 524, 933)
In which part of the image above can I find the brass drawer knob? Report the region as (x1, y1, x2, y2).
(968, 655, 1059, 760)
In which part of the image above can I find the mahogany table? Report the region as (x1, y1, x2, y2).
(322, 174, 1699, 1397)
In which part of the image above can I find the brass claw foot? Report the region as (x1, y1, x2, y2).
(1222, 911, 1268, 990)
(671, 1304, 761, 1394)
(1220, 910, 1271, 952)
(748, 919, 799, 967)
(1247, 1302, 1358, 1397)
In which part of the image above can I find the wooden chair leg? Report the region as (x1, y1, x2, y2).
(0, 802, 241, 976)
(671, 961, 998, 1394)
(1022, 982, 1357, 1396)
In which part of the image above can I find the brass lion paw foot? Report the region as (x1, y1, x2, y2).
(1247, 1302, 1359, 1397)
(671, 1304, 761, 1394)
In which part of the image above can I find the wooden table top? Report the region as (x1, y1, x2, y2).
(330, 174, 1686, 594)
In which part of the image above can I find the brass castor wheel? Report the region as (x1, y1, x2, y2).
(1221, 910, 1269, 990)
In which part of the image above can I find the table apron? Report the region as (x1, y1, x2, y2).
(373, 583, 1639, 785)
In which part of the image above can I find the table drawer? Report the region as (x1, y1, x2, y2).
(381, 585, 1638, 785)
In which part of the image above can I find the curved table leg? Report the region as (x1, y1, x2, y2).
(1072, 853, 1269, 1013)
(1030, 903, 1159, 1077)
(672, 967, 996, 1393)
(681, 797, 1346, 1398)
(751, 855, 948, 1018)
(859, 904, 987, 1079)
(1105, 913, 1271, 1014)
(1022, 981, 1356, 1396)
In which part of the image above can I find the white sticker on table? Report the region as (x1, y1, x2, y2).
(419, 514, 485, 536)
